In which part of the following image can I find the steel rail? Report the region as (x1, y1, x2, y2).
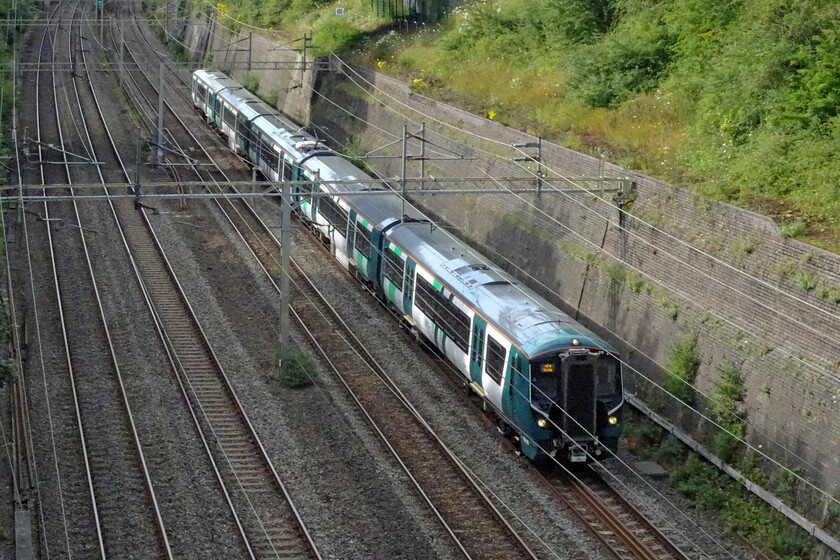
(118, 15, 324, 557)
(18, 5, 77, 557)
(91, 9, 323, 558)
(63, 4, 177, 556)
(124, 11, 545, 559)
(75, 19, 261, 558)
(35, 1, 107, 556)
(127, 14, 712, 560)
(583, 471, 691, 560)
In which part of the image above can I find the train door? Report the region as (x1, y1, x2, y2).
(382, 242, 405, 310)
(482, 326, 509, 411)
(402, 258, 416, 317)
(248, 123, 260, 163)
(469, 315, 487, 386)
(235, 113, 250, 156)
(347, 210, 358, 266)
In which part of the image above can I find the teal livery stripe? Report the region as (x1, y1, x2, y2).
(387, 279, 397, 302)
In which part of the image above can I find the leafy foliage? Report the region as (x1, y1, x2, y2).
(664, 333, 699, 405)
(277, 348, 317, 388)
(708, 360, 744, 462)
(626, 412, 813, 559)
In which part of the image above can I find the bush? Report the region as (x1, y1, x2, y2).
(242, 72, 260, 94)
(780, 221, 806, 238)
(664, 333, 699, 405)
(312, 16, 364, 54)
(277, 348, 317, 388)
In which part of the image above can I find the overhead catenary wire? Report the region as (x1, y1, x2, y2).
(288, 54, 840, 490)
(295, 67, 840, 509)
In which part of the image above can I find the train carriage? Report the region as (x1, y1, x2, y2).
(191, 69, 242, 127)
(190, 68, 624, 464)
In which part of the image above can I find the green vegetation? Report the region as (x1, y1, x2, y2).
(708, 360, 744, 462)
(201, 0, 840, 251)
(664, 333, 699, 405)
(276, 347, 317, 388)
(624, 414, 814, 559)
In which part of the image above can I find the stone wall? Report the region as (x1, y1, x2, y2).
(178, 18, 840, 526)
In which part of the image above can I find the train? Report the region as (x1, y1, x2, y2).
(191, 69, 624, 463)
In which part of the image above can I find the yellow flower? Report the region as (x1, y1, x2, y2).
(377, 61, 385, 68)
(488, 110, 496, 120)
(413, 78, 423, 84)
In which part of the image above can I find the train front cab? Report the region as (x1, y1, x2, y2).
(523, 345, 623, 463)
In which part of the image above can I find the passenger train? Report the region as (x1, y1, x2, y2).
(191, 69, 624, 463)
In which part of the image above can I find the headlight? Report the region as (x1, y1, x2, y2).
(608, 416, 618, 425)
(537, 417, 548, 428)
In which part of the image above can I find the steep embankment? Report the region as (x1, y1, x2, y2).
(199, 0, 840, 252)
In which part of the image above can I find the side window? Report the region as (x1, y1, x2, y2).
(223, 105, 236, 128)
(282, 157, 293, 182)
(354, 222, 372, 258)
(415, 277, 469, 353)
(236, 114, 249, 139)
(486, 337, 506, 384)
(319, 196, 348, 229)
(260, 137, 278, 170)
(383, 245, 404, 288)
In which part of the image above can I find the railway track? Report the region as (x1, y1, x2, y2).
(66, 6, 323, 559)
(24, 0, 177, 556)
(101, 7, 710, 560)
(102, 12, 546, 558)
(546, 467, 692, 560)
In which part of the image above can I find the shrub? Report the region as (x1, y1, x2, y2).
(313, 16, 364, 54)
(664, 333, 699, 405)
(242, 72, 260, 94)
(796, 271, 816, 291)
(277, 348, 317, 388)
(708, 360, 744, 462)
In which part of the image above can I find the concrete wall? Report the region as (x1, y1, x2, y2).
(182, 12, 314, 123)
(178, 17, 840, 527)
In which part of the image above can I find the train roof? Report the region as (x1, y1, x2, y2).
(193, 69, 241, 94)
(217, 87, 273, 121)
(385, 220, 614, 358)
(303, 153, 426, 229)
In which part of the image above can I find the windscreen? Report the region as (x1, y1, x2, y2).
(531, 360, 560, 414)
(594, 355, 622, 410)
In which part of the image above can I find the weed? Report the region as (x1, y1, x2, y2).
(627, 272, 647, 294)
(774, 258, 798, 278)
(796, 271, 817, 291)
(664, 333, 699, 405)
(242, 72, 260, 94)
(276, 348, 317, 388)
(602, 262, 627, 282)
(780, 221, 806, 239)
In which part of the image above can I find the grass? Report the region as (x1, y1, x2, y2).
(178, 2, 840, 253)
(664, 333, 699, 406)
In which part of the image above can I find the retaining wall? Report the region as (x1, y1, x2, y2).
(178, 15, 840, 532)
